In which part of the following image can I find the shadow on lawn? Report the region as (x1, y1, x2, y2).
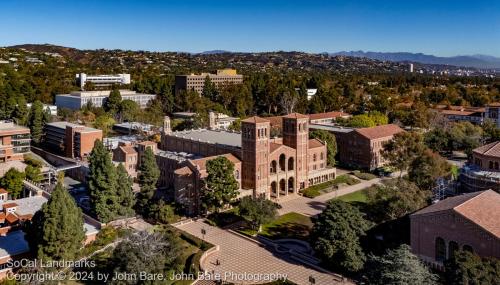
(263, 222, 311, 240)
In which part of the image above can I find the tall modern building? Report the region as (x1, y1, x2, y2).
(175, 69, 243, 95)
(55, 90, 156, 110)
(44, 122, 102, 159)
(76, 73, 131, 90)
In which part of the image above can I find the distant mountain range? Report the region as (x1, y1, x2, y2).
(329, 51, 500, 69)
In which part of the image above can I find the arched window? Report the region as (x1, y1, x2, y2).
(448, 241, 459, 259)
(279, 154, 286, 171)
(313, 154, 317, 162)
(270, 161, 277, 174)
(489, 161, 494, 169)
(234, 170, 240, 180)
(288, 157, 294, 171)
(435, 237, 446, 262)
(463, 245, 473, 253)
(495, 162, 499, 170)
(320, 152, 324, 160)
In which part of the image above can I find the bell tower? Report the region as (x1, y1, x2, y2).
(283, 113, 309, 191)
(241, 116, 270, 197)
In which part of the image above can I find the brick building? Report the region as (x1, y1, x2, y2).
(160, 113, 336, 213)
(338, 124, 404, 170)
(460, 141, 500, 193)
(175, 69, 243, 95)
(44, 122, 102, 159)
(112, 142, 138, 177)
(410, 190, 500, 270)
(0, 121, 30, 163)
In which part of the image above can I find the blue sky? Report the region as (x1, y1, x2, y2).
(1, 0, 499, 56)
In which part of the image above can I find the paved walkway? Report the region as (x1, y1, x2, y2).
(278, 177, 382, 216)
(177, 220, 351, 285)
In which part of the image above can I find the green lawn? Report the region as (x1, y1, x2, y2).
(331, 189, 368, 203)
(301, 174, 361, 198)
(259, 212, 313, 240)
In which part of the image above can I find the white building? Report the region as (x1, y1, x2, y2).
(410, 63, 414, 73)
(55, 90, 156, 110)
(76, 73, 131, 90)
(294, 88, 318, 100)
(26, 103, 57, 116)
(208, 111, 238, 130)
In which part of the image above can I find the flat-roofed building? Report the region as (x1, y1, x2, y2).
(76, 73, 130, 90)
(410, 190, 500, 270)
(44, 122, 102, 159)
(175, 69, 243, 95)
(55, 90, 156, 110)
(460, 141, 500, 193)
(433, 105, 485, 125)
(0, 121, 30, 163)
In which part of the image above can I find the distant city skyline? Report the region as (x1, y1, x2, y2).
(1, 0, 499, 57)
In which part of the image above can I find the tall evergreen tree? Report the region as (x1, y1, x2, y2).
(14, 95, 29, 125)
(27, 181, 85, 261)
(201, 76, 218, 101)
(28, 100, 45, 144)
(201, 156, 239, 213)
(136, 148, 160, 216)
(88, 140, 119, 222)
(364, 244, 438, 285)
(115, 163, 136, 217)
(105, 88, 122, 114)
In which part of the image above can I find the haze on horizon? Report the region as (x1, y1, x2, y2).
(1, 0, 499, 57)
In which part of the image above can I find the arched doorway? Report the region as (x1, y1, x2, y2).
(279, 179, 286, 195)
(270, 160, 277, 174)
(288, 177, 295, 193)
(448, 241, 459, 259)
(279, 154, 286, 172)
(288, 157, 294, 171)
(270, 181, 277, 198)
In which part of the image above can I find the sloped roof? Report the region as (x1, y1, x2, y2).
(174, 166, 192, 176)
(241, 116, 270, 124)
(355, 124, 404, 140)
(189, 153, 241, 172)
(308, 138, 324, 149)
(0, 188, 7, 194)
(283, 113, 309, 119)
(119, 145, 137, 155)
(473, 141, 500, 158)
(412, 190, 500, 238)
(309, 111, 350, 121)
(2, 202, 18, 209)
(270, 142, 282, 153)
(5, 214, 18, 224)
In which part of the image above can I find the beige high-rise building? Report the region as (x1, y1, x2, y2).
(175, 69, 243, 95)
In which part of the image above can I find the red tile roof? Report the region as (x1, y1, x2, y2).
(5, 214, 18, 224)
(308, 111, 350, 121)
(174, 166, 192, 176)
(413, 190, 500, 238)
(473, 141, 500, 158)
(119, 145, 137, 155)
(0, 188, 7, 194)
(190, 153, 241, 171)
(138, 141, 156, 146)
(2, 203, 18, 209)
(283, 113, 309, 119)
(308, 138, 324, 149)
(270, 142, 282, 153)
(355, 124, 404, 140)
(241, 116, 270, 124)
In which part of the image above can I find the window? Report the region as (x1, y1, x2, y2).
(448, 241, 459, 259)
(313, 154, 317, 162)
(320, 152, 324, 160)
(435, 237, 446, 262)
(489, 161, 494, 169)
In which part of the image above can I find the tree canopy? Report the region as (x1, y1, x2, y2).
(311, 200, 371, 272)
(309, 129, 337, 166)
(201, 156, 239, 213)
(238, 195, 280, 231)
(0, 168, 25, 199)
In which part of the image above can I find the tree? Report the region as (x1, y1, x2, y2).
(448, 121, 483, 157)
(105, 88, 122, 114)
(110, 230, 181, 284)
(365, 179, 430, 223)
(149, 200, 176, 224)
(0, 168, 25, 199)
(115, 163, 136, 218)
(364, 244, 438, 285)
(93, 115, 115, 137)
(310, 129, 337, 166)
(444, 250, 500, 285)
(201, 156, 239, 213)
(348, 114, 376, 128)
(311, 200, 371, 272)
(28, 100, 45, 144)
(25, 164, 42, 183)
(136, 148, 160, 216)
(409, 149, 452, 190)
(201, 76, 218, 101)
(88, 140, 119, 222)
(27, 181, 85, 261)
(14, 95, 29, 125)
(118, 99, 140, 122)
(382, 131, 425, 175)
(238, 196, 279, 232)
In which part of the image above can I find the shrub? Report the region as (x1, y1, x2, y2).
(353, 171, 377, 180)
